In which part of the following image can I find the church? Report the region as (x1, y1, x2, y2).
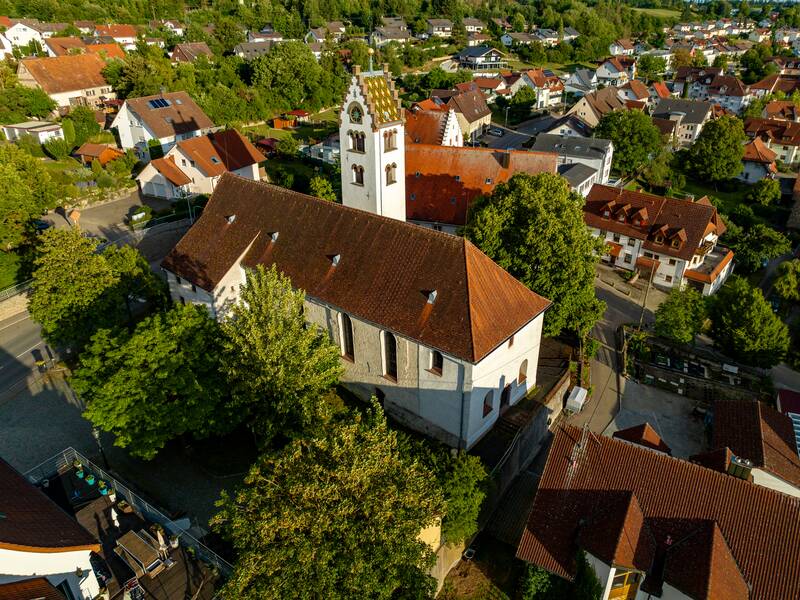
(161, 66, 551, 450)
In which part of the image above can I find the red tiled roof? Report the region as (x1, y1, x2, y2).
(613, 423, 672, 454)
(651, 81, 671, 99)
(0, 458, 99, 553)
(764, 100, 798, 121)
(621, 79, 650, 100)
(707, 75, 749, 97)
(20, 54, 110, 94)
(176, 129, 263, 176)
(684, 248, 734, 284)
(161, 174, 551, 363)
(405, 144, 558, 226)
(575, 87, 626, 120)
(625, 99, 646, 110)
(124, 91, 214, 139)
(44, 36, 86, 56)
(517, 424, 800, 600)
(585, 185, 725, 261)
(691, 446, 735, 473)
(405, 109, 448, 145)
(171, 42, 213, 62)
(151, 156, 191, 186)
(744, 117, 800, 147)
(606, 241, 623, 257)
(525, 69, 563, 91)
(652, 116, 677, 136)
(742, 137, 777, 163)
(445, 89, 491, 124)
(95, 23, 138, 38)
(76, 142, 124, 165)
(0, 16, 11, 28)
(750, 74, 800, 94)
(0, 578, 65, 600)
(85, 43, 125, 59)
(712, 400, 800, 488)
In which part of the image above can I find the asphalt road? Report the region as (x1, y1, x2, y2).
(481, 125, 532, 150)
(0, 311, 51, 406)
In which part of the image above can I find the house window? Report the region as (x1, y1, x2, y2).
(518, 359, 528, 384)
(624, 253, 632, 263)
(191, 284, 196, 293)
(175, 275, 182, 284)
(384, 129, 397, 151)
(181, 159, 187, 166)
(671, 239, 681, 249)
(665, 275, 673, 283)
(627, 238, 635, 246)
(668, 258, 676, 265)
(654, 235, 664, 244)
(352, 165, 364, 185)
(613, 234, 620, 242)
(340, 313, 355, 361)
(433, 224, 443, 231)
(430, 350, 443, 375)
(386, 163, 397, 185)
(483, 390, 494, 417)
(383, 331, 398, 381)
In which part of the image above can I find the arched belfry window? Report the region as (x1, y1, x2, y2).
(385, 163, 397, 185)
(383, 331, 397, 381)
(352, 165, 364, 185)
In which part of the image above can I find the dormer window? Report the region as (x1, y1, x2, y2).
(618, 214, 625, 222)
(654, 235, 664, 244)
(603, 210, 610, 218)
(671, 238, 681, 249)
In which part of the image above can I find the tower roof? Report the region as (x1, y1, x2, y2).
(351, 65, 403, 126)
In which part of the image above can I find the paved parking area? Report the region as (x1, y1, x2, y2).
(605, 381, 707, 458)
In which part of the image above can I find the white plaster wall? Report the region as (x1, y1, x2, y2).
(655, 583, 694, 600)
(137, 166, 180, 199)
(466, 314, 543, 447)
(6, 24, 42, 47)
(752, 467, 800, 499)
(585, 553, 614, 600)
(0, 547, 98, 600)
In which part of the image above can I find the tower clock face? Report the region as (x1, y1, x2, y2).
(350, 105, 363, 124)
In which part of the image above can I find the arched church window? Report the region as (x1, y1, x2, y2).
(385, 163, 397, 185)
(352, 165, 364, 185)
(355, 132, 365, 153)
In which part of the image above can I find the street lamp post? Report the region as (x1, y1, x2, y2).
(92, 427, 109, 469)
(504, 105, 510, 128)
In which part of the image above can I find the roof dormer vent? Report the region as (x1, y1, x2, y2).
(427, 290, 438, 304)
(270, 231, 279, 242)
(226, 214, 236, 224)
(330, 254, 341, 267)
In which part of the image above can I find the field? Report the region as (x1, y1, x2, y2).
(631, 7, 682, 18)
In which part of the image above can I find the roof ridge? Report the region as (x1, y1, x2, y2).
(462, 238, 477, 362)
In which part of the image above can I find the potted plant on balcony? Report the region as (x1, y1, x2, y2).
(107, 487, 116, 502)
(98, 480, 108, 495)
(85, 473, 96, 485)
(170, 534, 179, 549)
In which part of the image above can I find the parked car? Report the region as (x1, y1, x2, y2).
(488, 127, 505, 137)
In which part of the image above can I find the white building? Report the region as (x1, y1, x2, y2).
(111, 91, 215, 159)
(2, 120, 63, 143)
(585, 185, 734, 296)
(427, 19, 453, 37)
(137, 129, 263, 199)
(0, 458, 101, 600)
(609, 38, 635, 55)
(521, 68, 564, 109)
(530, 134, 613, 185)
(5, 20, 65, 49)
(651, 98, 713, 146)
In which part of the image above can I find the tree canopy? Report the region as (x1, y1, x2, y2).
(220, 265, 343, 444)
(747, 178, 781, 207)
(773, 259, 800, 302)
(710, 275, 790, 368)
(211, 404, 442, 599)
(683, 116, 746, 182)
(73, 305, 228, 459)
(654, 287, 707, 345)
(464, 173, 605, 337)
(595, 109, 663, 177)
(724, 222, 791, 273)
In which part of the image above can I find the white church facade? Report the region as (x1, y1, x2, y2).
(161, 67, 551, 450)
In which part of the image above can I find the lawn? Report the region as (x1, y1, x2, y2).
(242, 119, 338, 145)
(0, 251, 20, 289)
(87, 130, 117, 144)
(631, 7, 682, 18)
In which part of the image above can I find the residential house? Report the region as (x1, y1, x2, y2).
(566, 87, 625, 128)
(500, 32, 534, 46)
(234, 41, 277, 60)
(170, 42, 213, 63)
(671, 65, 723, 97)
(521, 68, 563, 109)
(455, 46, 507, 71)
(2, 120, 62, 143)
(649, 81, 671, 103)
(467, 32, 491, 47)
(540, 114, 593, 138)
(617, 80, 650, 106)
(704, 75, 752, 114)
(763, 100, 800, 121)
(0, 34, 11, 60)
(381, 17, 407, 30)
(596, 56, 636, 86)
(73, 20, 95, 34)
(150, 19, 184, 37)
(609, 38, 635, 56)
(43, 36, 85, 56)
(749, 73, 800, 98)
(74, 142, 124, 166)
(111, 91, 215, 158)
(304, 131, 340, 165)
(531, 134, 613, 185)
(500, 72, 527, 96)
(0, 457, 101, 599)
(491, 17, 512, 31)
(564, 68, 598, 97)
(5, 19, 66, 49)
(429, 88, 492, 142)
(405, 145, 557, 232)
(17, 54, 115, 110)
(462, 18, 485, 33)
(532, 28, 559, 47)
(517, 424, 800, 600)
(371, 27, 411, 47)
(247, 28, 284, 43)
(693, 400, 800, 499)
(562, 27, 580, 43)
(161, 176, 551, 450)
(455, 78, 506, 102)
(585, 185, 733, 295)
(744, 117, 800, 165)
(558, 162, 598, 197)
(740, 137, 778, 181)
(137, 129, 263, 199)
(306, 21, 346, 43)
(94, 24, 138, 47)
(427, 19, 453, 38)
(651, 98, 713, 146)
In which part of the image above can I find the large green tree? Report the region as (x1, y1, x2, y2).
(252, 41, 336, 110)
(710, 275, 790, 368)
(654, 287, 707, 344)
(220, 265, 343, 443)
(773, 259, 800, 302)
(73, 305, 227, 459)
(28, 229, 164, 350)
(464, 173, 605, 337)
(683, 116, 746, 182)
(724, 222, 791, 273)
(636, 54, 667, 82)
(747, 178, 780, 206)
(595, 110, 663, 177)
(211, 405, 443, 599)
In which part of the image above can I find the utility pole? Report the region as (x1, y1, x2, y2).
(638, 262, 655, 330)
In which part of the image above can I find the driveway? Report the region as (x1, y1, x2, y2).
(481, 124, 531, 150)
(44, 190, 173, 242)
(514, 115, 558, 137)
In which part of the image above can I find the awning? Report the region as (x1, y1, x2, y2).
(606, 242, 623, 258)
(636, 256, 660, 270)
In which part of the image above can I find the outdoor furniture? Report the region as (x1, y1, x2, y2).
(115, 529, 166, 578)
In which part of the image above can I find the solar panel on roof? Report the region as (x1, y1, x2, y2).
(148, 98, 171, 109)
